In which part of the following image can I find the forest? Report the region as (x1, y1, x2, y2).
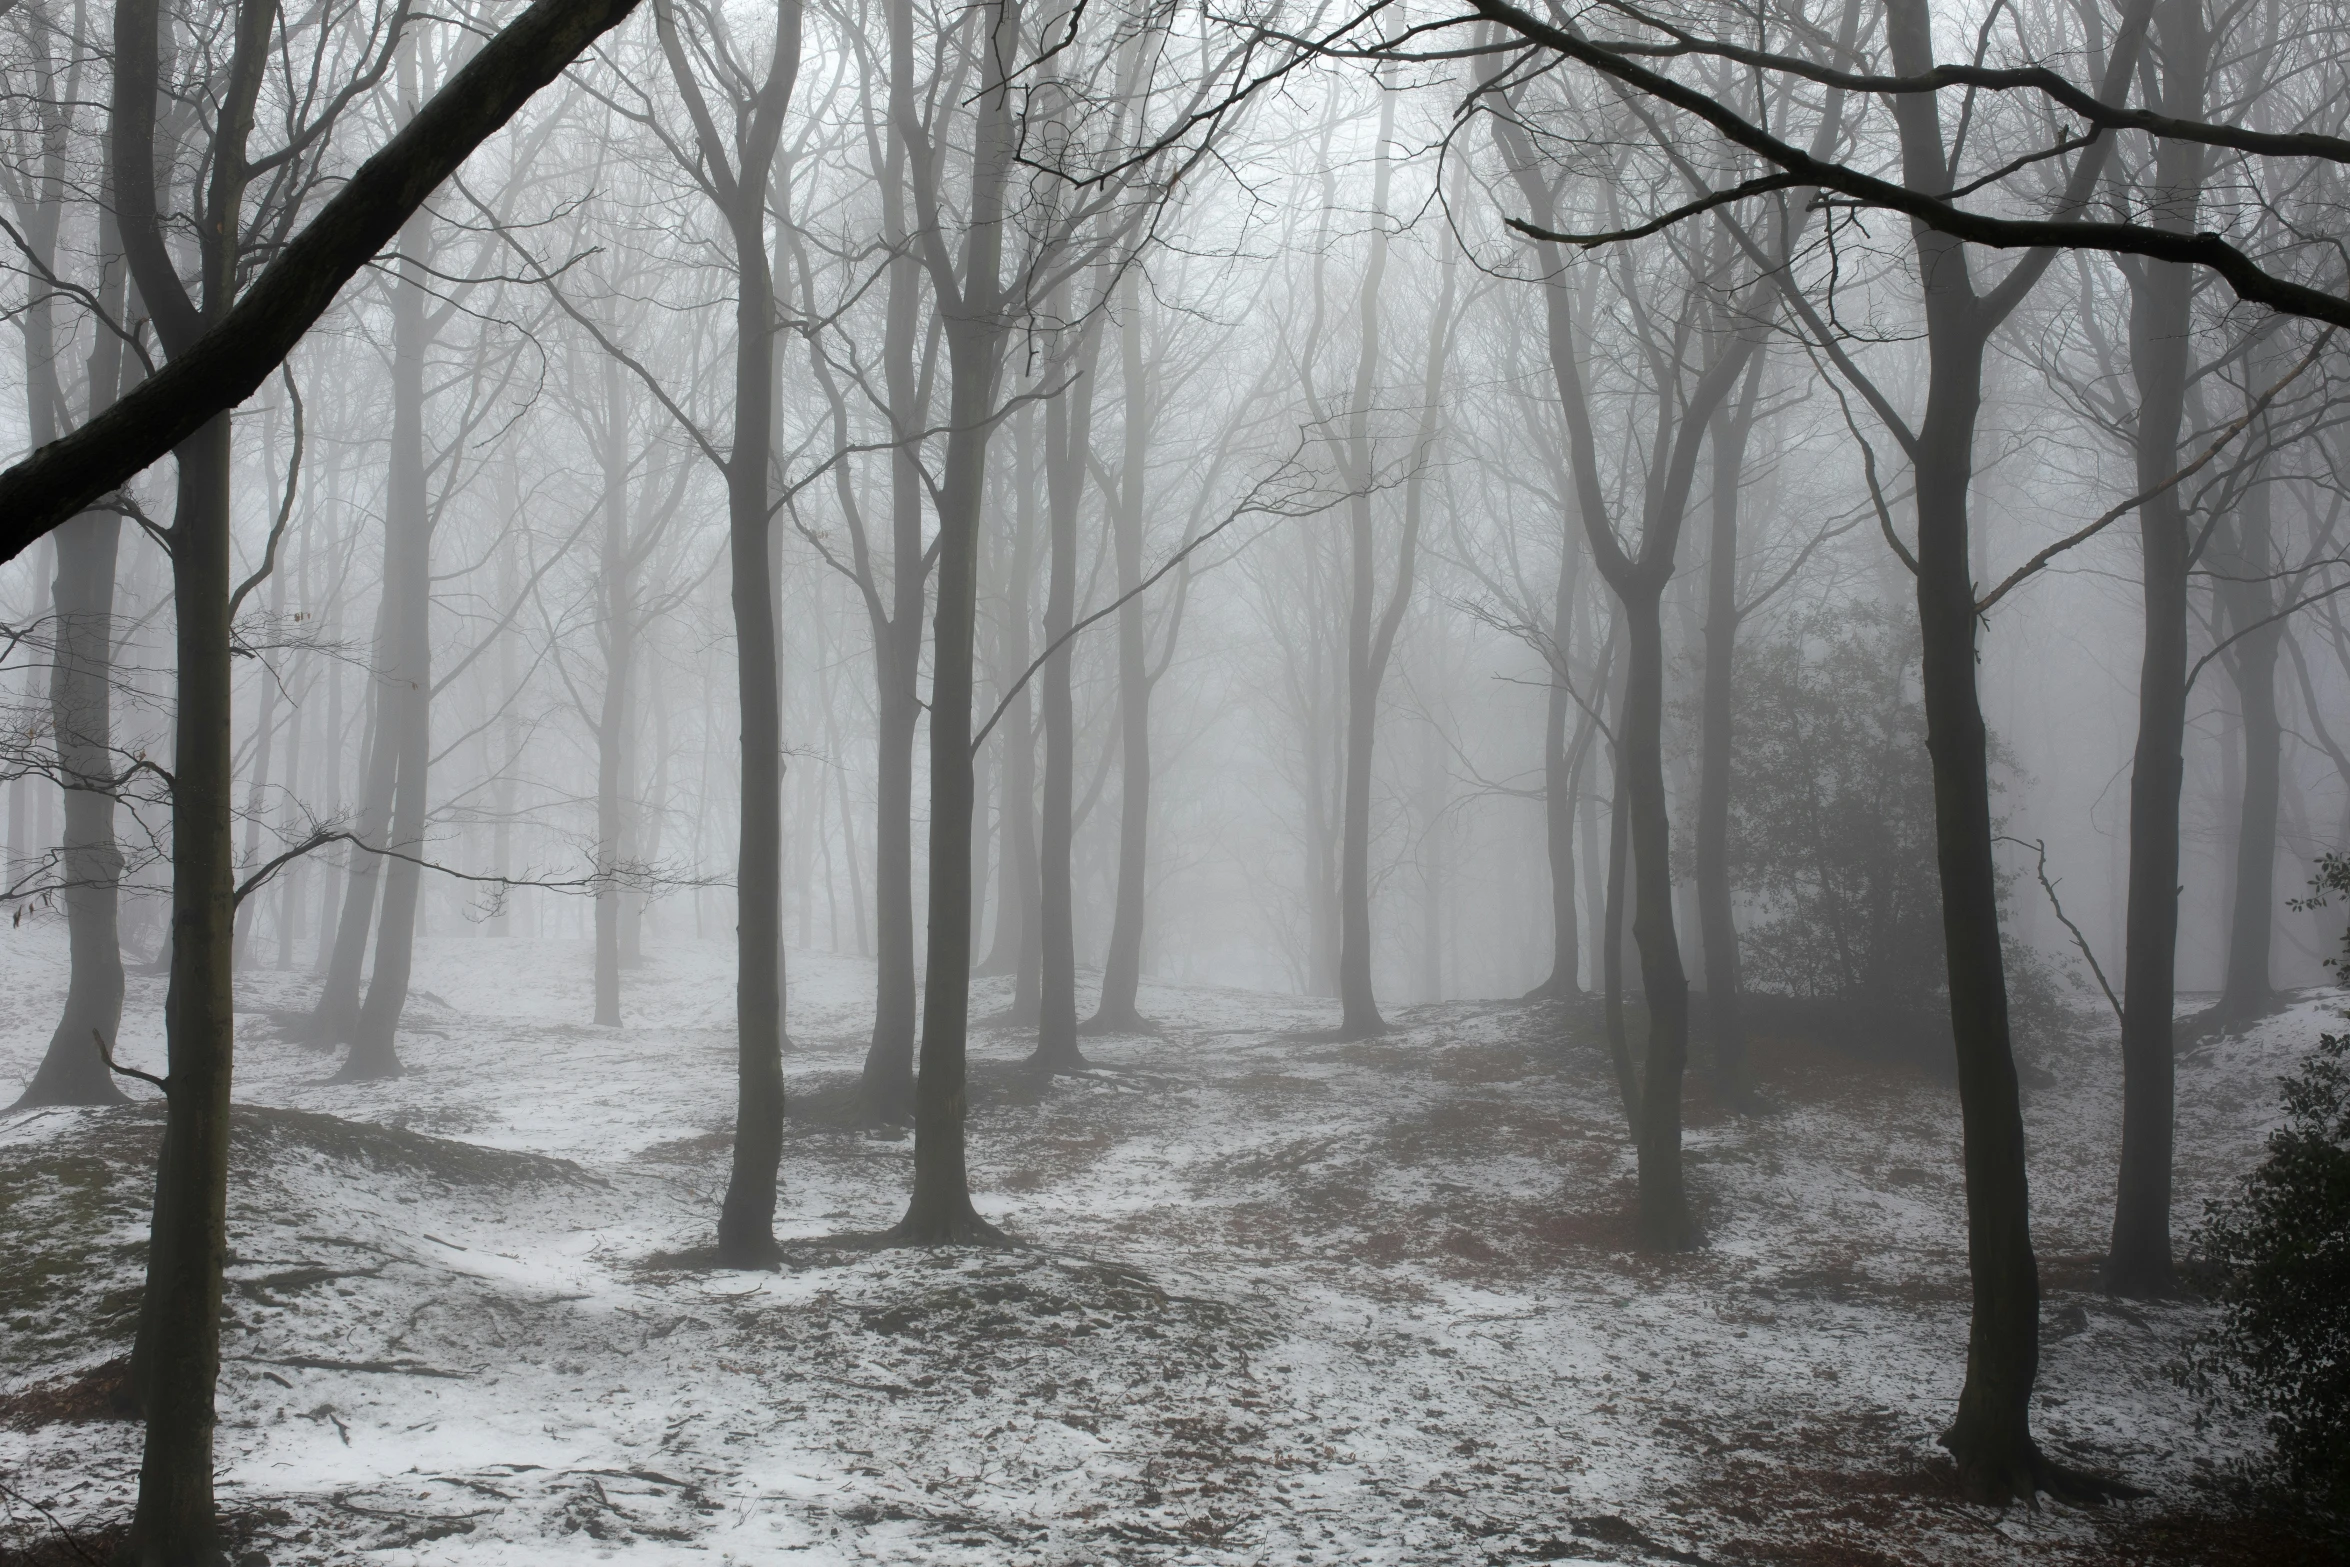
(3, 0, 2350, 1561)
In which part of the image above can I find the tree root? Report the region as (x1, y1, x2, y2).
(1942, 1429, 2146, 1507)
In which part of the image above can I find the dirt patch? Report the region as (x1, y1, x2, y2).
(233, 1104, 601, 1189)
(1428, 1045, 1542, 1085)
(0, 1357, 134, 1429)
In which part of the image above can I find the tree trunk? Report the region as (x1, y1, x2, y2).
(896, 0, 1018, 1247)
(2214, 482, 2283, 1023)
(311, 600, 395, 1041)
(1695, 362, 1762, 1107)
(898, 325, 1010, 1245)
(716, 201, 788, 1267)
(343, 210, 436, 1083)
(1089, 277, 1155, 1032)
(594, 358, 634, 1028)
(2105, 0, 2207, 1300)
(123, 413, 239, 1567)
(1032, 314, 1101, 1072)
(1621, 585, 1692, 1246)
(15, 174, 129, 1110)
(1525, 532, 1582, 1001)
(856, 211, 928, 1118)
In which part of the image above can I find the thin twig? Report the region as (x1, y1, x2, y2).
(1999, 836, 2120, 1022)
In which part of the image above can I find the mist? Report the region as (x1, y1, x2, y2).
(4, 0, 2349, 1560)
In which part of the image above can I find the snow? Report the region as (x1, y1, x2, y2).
(0, 920, 2324, 1563)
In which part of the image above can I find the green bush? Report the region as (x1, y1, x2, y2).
(2186, 1030, 2350, 1505)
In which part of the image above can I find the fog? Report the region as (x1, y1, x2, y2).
(3, 0, 2348, 1560)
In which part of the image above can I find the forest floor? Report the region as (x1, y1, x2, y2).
(0, 924, 2343, 1567)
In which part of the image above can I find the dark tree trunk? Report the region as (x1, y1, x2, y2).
(898, 328, 1010, 1246)
(2105, 0, 2206, 1300)
(1621, 586, 1693, 1247)
(715, 214, 789, 1269)
(114, 0, 271, 1548)
(1878, 0, 2147, 1498)
(1912, 343, 2046, 1498)
(124, 414, 239, 1567)
(896, 0, 1017, 1248)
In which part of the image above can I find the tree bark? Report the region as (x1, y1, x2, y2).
(1694, 359, 1763, 1108)
(2213, 477, 2283, 1023)
(343, 206, 435, 1083)
(1089, 276, 1154, 1031)
(594, 357, 635, 1028)
(1032, 310, 1102, 1071)
(653, 0, 802, 1271)
(14, 150, 129, 1110)
(896, 0, 1019, 1247)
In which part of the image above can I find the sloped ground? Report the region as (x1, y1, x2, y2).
(0, 923, 2340, 1566)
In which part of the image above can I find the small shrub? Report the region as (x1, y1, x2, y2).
(2185, 1031, 2350, 1505)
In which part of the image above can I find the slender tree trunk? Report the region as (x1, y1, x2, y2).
(124, 412, 239, 1567)
(343, 210, 436, 1082)
(1032, 314, 1101, 1071)
(897, 0, 1017, 1247)
(15, 183, 128, 1110)
(1333, 94, 1396, 1040)
(979, 400, 1043, 1016)
(1601, 735, 1638, 1126)
(899, 328, 1010, 1244)
(1525, 539, 1582, 1001)
(1695, 362, 1762, 1107)
(1620, 585, 1692, 1246)
(2105, 0, 2207, 1300)
(2214, 484, 2283, 1022)
(857, 213, 927, 1117)
(116, 0, 271, 1546)
(594, 359, 634, 1027)
(716, 202, 788, 1267)
(1088, 277, 1155, 1031)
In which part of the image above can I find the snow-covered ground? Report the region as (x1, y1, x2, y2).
(0, 921, 2334, 1564)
